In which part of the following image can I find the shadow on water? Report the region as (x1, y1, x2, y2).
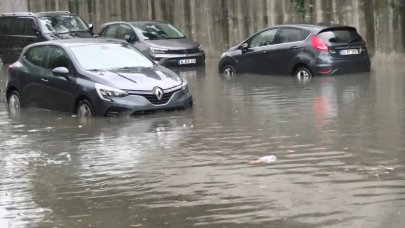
(0, 60, 404, 227)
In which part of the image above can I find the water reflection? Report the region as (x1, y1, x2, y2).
(0, 61, 404, 227)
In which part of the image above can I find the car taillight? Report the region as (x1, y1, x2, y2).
(311, 35, 328, 52)
(7, 65, 13, 74)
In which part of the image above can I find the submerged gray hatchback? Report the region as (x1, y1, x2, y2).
(6, 39, 193, 117)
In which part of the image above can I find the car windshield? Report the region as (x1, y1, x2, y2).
(39, 15, 89, 34)
(69, 43, 154, 70)
(133, 22, 185, 40)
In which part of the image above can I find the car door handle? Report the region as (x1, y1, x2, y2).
(41, 78, 49, 83)
(261, 50, 268, 54)
(289, 46, 299, 50)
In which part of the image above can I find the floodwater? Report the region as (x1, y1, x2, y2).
(0, 61, 404, 227)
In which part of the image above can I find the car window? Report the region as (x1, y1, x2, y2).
(250, 29, 278, 47)
(101, 24, 119, 38)
(25, 18, 37, 36)
(275, 28, 307, 44)
(134, 22, 185, 40)
(47, 46, 70, 70)
(38, 15, 89, 34)
(117, 24, 135, 40)
(317, 29, 362, 44)
(25, 46, 47, 67)
(0, 17, 12, 34)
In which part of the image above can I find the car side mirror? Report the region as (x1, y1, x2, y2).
(241, 43, 249, 49)
(52, 67, 69, 78)
(88, 23, 94, 32)
(124, 34, 132, 42)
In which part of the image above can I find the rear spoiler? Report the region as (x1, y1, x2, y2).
(317, 26, 357, 35)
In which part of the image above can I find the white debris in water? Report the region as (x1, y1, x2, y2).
(249, 155, 277, 164)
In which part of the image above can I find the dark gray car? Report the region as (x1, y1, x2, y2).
(98, 21, 205, 67)
(6, 39, 192, 117)
(218, 23, 371, 80)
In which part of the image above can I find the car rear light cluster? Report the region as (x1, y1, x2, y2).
(311, 35, 328, 52)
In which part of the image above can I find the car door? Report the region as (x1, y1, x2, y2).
(271, 28, 309, 74)
(40, 46, 76, 112)
(235, 28, 278, 74)
(20, 45, 49, 107)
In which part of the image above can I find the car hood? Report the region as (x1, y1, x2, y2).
(88, 66, 182, 91)
(145, 38, 200, 49)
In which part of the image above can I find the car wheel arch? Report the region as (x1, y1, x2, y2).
(74, 95, 94, 113)
(292, 63, 313, 76)
(6, 86, 19, 101)
(219, 58, 238, 73)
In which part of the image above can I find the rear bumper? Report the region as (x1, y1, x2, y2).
(313, 57, 371, 76)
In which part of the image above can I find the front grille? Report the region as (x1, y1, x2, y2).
(166, 48, 200, 55)
(127, 89, 179, 105)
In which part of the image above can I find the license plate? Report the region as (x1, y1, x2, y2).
(340, 49, 359, 55)
(178, 59, 196, 65)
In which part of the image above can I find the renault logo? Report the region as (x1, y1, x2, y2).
(154, 87, 164, 100)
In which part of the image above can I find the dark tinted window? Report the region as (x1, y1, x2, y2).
(250, 29, 278, 47)
(47, 46, 70, 70)
(25, 46, 47, 67)
(0, 17, 12, 34)
(13, 18, 26, 35)
(275, 28, 308, 44)
(317, 28, 362, 44)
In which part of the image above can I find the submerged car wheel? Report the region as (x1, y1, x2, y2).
(222, 64, 236, 77)
(77, 99, 94, 118)
(8, 90, 21, 109)
(7, 90, 22, 118)
(295, 67, 312, 83)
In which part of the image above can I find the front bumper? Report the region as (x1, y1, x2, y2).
(151, 52, 205, 67)
(93, 89, 193, 117)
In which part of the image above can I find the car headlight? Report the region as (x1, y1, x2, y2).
(95, 83, 128, 101)
(198, 45, 204, 52)
(181, 81, 189, 92)
(149, 47, 168, 54)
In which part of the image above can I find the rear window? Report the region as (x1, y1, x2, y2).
(317, 28, 362, 44)
(0, 17, 36, 35)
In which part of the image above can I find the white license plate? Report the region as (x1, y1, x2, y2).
(178, 59, 196, 65)
(340, 49, 359, 55)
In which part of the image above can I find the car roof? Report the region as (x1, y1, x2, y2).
(27, 38, 126, 48)
(272, 23, 356, 34)
(1, 11, 74, 17)
(100, 20, 169, 27)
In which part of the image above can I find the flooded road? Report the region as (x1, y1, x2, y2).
(0, 61, 404, 227)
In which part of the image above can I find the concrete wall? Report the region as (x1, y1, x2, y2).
(1, 0, 404, 59)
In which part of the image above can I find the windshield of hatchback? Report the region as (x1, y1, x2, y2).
(39, 15, 89, 34)
(317, 28, 363, 45)
(69, 43, 154, 70)
(133, 22, 185, 40)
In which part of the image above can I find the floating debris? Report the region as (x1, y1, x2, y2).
(249, 155, 277, 164)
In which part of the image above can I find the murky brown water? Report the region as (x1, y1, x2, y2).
(0, 61, 404, 227)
